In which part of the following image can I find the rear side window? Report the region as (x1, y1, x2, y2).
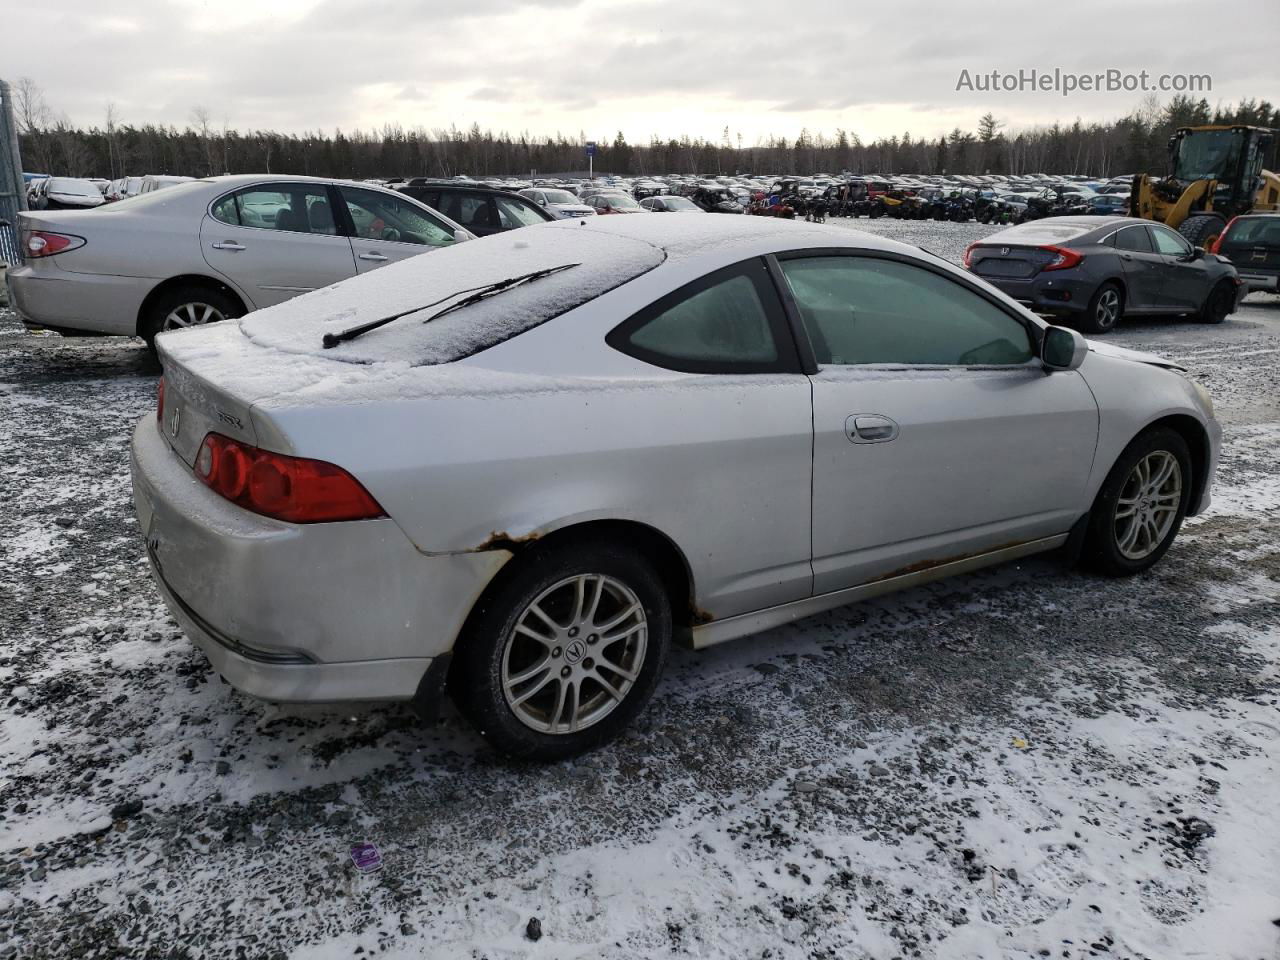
(212, 185, 337, 234)
(1114, 226, 1154, 253)
(780, 255, 1033, 366)
(607, 259, 796, 374)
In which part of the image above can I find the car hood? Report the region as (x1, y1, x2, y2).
(1086, 338, 1185, 372)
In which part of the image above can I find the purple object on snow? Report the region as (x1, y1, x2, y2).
(350, 842, 383, 873)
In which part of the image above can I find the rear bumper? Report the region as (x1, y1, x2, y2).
(7, 263, 150, 336)
(1235, 268, 1279, 292)
(130, 415, 511, 704)
(974, 273, 1096, 316)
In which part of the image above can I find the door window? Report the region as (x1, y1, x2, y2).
(494, 195, 549, 228)
(1150, 225, 1193, 256)
(211, 185, 336, 233)
(338, 186, 459, 247)
(607, 260, 795, 373)
(1114, 226, 1154, 252)
(780, 255, 1033, 366)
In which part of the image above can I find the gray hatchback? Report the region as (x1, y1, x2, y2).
(965, 216, 1242, 333)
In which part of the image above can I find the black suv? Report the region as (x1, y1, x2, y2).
(393, 180, 554, 236)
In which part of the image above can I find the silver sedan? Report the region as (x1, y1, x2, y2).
(6, 174, 468, 347)
(130, 215, 1220, 759)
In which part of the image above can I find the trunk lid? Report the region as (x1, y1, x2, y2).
(156, 337, 260, 467)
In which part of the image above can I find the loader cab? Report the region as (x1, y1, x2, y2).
(1169, 126, 1274, 218)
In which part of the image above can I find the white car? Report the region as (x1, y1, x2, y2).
(32, 177, 105, 210)
(7, 174, 470, 346)
(140, 175, 195, 194)
(518, 188, 596, 219)
(131, 215, 1219, 759)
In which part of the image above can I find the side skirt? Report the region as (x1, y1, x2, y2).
(688, 534, 1068, 650)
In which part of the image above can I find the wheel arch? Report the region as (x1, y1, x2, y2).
(135, 274, 249, 336)
(456, 518, 699, 651)
(1140, 413, 1212, 516)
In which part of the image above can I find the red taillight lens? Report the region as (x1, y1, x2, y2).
(963, 242, 980, 268)
(156, 378, 166, 424)
(1039, 245, 1084, 271)
(24, 231, 85, 258)
(1209, 216, 1237, 255)
(194, 433, 386, 523)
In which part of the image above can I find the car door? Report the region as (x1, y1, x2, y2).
(201, 183, 357, 308)
(336, 184, 462, 274)
(776, 252, 1099, 595)
(1149, 223, 1210, 310)
(1111, 224, 1166, 310)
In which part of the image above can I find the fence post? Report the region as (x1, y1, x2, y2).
(0, 77, 26, 271)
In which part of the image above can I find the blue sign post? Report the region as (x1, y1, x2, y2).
(585, 141, 596, 183)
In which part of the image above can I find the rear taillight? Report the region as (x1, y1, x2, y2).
(1209, 217, 1238, 255)
(24, 231, 85, 258)
(963, 242, 979, 268)
(156, 377, 165, 424)
(1039, 245, 1084, 271)
(194, 433, 386, 523)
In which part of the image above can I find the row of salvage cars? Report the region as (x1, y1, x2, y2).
(12, 175, 1275, 758)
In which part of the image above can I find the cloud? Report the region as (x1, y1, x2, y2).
(5, 0, 1277, 147)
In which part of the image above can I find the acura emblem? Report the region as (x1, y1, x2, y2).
(1001, 246, 1010, 255)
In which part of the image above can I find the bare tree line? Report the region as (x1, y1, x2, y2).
(12, 78, 1280, 181)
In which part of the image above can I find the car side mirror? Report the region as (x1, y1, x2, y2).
(1042, 325, 1087, 372)
(452, 229, 471, 243)
(1190, 246, 1204, 260)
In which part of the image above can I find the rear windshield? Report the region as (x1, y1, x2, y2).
(1224, 217, 1280, 246)
(988, 222, 1094, 244)
(239, 224, 664, 365)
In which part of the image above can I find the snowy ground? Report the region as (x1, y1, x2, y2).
(1, 218, 1279, 960)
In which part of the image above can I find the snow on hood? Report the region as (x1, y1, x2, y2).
(1086, 338, 1186, 372)
(237, 225, 664, 366)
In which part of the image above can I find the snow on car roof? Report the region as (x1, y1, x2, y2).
(238, 224, 665, 366)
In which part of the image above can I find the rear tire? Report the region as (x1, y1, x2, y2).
(1082, 428, 1193, 577)
(451, 539, 672, 761)
(1079, 281, 1123, 334)
(1197, 279, 1235, 324)
(140, 285, 242, 352)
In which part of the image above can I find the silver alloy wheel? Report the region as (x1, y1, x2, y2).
(1114, 450, 1182, 560)
(501, 573, 648, 735)
(1096, 288, 1121, 329)
(163, 301, 225, 331)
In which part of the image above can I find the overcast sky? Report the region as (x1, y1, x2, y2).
(9, 0, 1279, 144)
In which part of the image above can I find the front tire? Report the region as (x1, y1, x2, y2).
(1177, 213, 1227, 251)
(1082, 428, 1193, 577)
(1080, 281, 1123, 334)
(451, 540, 672, 760)
(1197, 279, 1235, 325)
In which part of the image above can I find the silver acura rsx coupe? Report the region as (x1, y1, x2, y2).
(130, 215, 1221, 759)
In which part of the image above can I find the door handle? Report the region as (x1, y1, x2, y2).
(211, 241, 245, 251)
(358, 251, 389, 262)
(845, 414, 900, 444)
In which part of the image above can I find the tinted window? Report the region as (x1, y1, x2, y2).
(435, 192, 493, 230)
(1224, 217, 1280, 246)
(781, 256, 1033, 366)
(494, 195, 548, 228)
(339, 186, 458, 246)
(1114, 226, 1154, 253)
(1150, 225, 1192, 256)
(608, 260, 792, 373)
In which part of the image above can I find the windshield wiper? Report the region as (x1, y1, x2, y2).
(321, 263, 580, 349)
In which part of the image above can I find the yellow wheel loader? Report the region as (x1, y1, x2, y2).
(1129, 125, 1280, 249)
